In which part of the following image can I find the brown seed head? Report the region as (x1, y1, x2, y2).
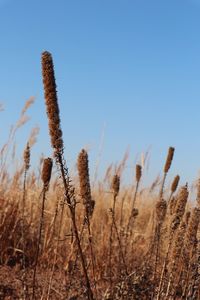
(41, 51, 63, 155)
(77, 149, 94, 216)
(171, 185, 189, 232)
(185, 207, 200, 246)
(164, 147, 175, 173)
(112, 174, 120, 197)
(182, 207, 200, 267)
(24, 143, 30, 171)
(171, 175, 180, 193)
(156, 198, 167, 224)
(42, 157, 53, 186)
(136, 164, 142, 182)
(169, 219, 187, 273)
(131, 207, 139, 218)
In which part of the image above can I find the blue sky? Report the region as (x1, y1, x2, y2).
(0, 0, 200, 186)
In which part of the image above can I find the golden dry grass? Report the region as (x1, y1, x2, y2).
(0, 52, 199, 300)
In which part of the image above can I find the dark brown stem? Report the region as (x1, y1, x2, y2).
(57, 153, 93, 300)
(32, 186, 47, 300)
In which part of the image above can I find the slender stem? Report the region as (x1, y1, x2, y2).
(22, 169, 27, 300)
(32, 186, 47, 300)
(125, 181, 139, 258)
(57, 153, 93, 300)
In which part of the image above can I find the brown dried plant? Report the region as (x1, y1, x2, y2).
(32, 158, 53, 300)
(41, 51, 93, 300)
(22, 142, 31, 300)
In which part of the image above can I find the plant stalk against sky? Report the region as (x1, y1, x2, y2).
(22, 142, 30, 300)
(168, 174, 180, 204)
(160, 147, 175, 200)
(156, 184, 189, 299)
(77, 149, 96, 296)
(32, 158, 53, 300)
(41, 51, 93, 300)
(125, 164, 141, 256)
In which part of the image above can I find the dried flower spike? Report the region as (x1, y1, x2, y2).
(77, 149, 95, 217)
(42, 158, 53, 186)
(112, 174, 120, 197)
(164, 147, 175, 173)
(171, 175, 180, 193)
(24, 143, 30, 171)
(136, 164, 142, 183)
(41, 51, 63, 155)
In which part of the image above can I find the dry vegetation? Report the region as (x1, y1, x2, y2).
(0, 51, 200, 300)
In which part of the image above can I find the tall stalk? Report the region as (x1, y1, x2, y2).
(22, 143, 30, 300)
(41, 51, 93, 300)
(125, 164, 141, 257)
(32, 158, 53, 300)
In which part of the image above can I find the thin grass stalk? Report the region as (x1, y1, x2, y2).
(125, 165, 141, 257)
(21, 143, 30, 300)
(108, 174, 120, 292)
(164, 186, 189, 298)
(32, 158, 52, 300)
(77, 149, 97, 298)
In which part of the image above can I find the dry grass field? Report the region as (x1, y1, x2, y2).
(0, 52, 199, 300)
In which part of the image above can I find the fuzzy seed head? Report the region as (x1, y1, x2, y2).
(136, 164, 142, 183)
(171, 185, 188, 232)
(171, 175, 180, 193)
(42, 157, 53, 186)
(24, 143, 30, 171)
(41, 51, 63, 155)
(156, 199, 167, 224)
(77, 149, 94, 217)
(169, 219, 187, 273)
(164, 147, 175, 173)
(185, 207, 200, 246)
(112, 174, 120, 197)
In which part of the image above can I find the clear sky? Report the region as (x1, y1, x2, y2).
(0, 0, 200, 186)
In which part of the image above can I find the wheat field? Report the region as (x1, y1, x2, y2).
(0, 51, 199, 300)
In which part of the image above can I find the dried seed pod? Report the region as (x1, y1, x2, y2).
(156, 199, 167, 224)
(41, 51, 63, 155)
(131, 208, 139, 218)
(42, 158, 53, 186)
(24, 143, 30, 171)
(185, 208, 200, 247)
(171, 175, 180, 193)
(171, 185, 188, 233)
(136, 164, 142, 183)
(112, 174, 120, 197)
(77, 149, 94, 217)
(164, 147, 175, 173)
